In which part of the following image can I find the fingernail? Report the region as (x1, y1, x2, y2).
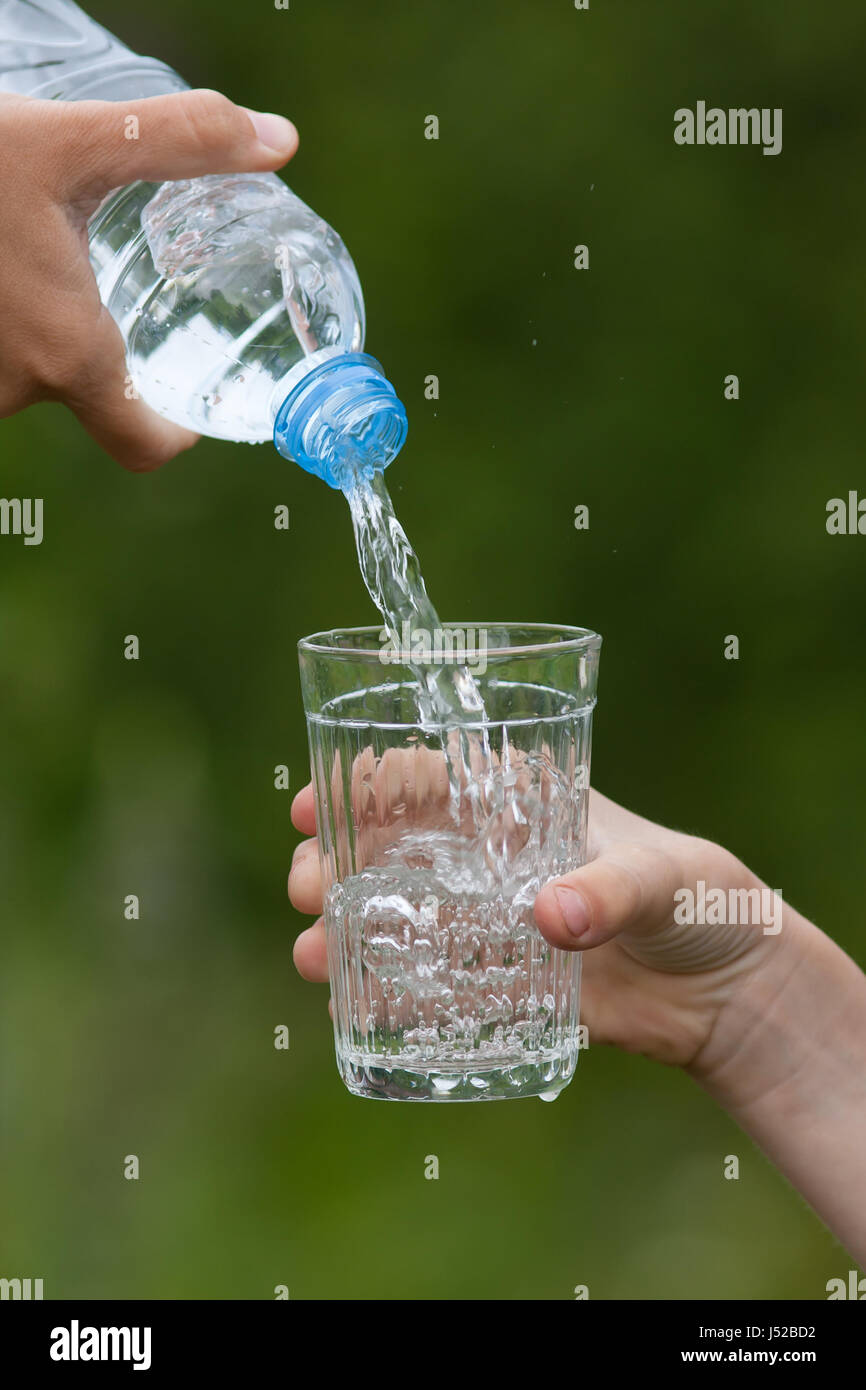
(244, 109, 298, 154)
(553, 885, 591, 939)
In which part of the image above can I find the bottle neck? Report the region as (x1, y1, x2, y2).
(272, 352, 408, 490)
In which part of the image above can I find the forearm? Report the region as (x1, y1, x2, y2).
(691, 901, 866, 1264)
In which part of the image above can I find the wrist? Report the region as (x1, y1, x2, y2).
(689, 896, 858, 1109)
(688, 897, 866, 1258)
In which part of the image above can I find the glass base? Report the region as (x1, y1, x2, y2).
(337, 1052, 578, 1102)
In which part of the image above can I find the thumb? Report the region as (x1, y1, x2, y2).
(44, 89, 298, 199)
(534, 844, 682, 951)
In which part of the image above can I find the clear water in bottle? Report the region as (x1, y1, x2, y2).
(89, 172, 365, 440)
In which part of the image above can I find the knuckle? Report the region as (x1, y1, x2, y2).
(608, 858, 644, 924)
(291, 841, 310, 868)
(178, 88, 247, 153)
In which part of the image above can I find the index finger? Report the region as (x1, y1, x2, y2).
(291, 782, 317, 836)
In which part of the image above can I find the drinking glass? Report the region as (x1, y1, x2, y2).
(298, 622, 601, 1101)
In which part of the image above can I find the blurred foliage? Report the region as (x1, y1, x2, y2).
(1, 0, 864, 1298)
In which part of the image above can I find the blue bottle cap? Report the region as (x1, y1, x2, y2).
(273, 351, 408, 489)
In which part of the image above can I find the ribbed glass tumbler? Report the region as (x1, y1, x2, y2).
(298, 623, 601, 1102)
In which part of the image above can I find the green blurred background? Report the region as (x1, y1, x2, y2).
(2, 0, 865, 1299)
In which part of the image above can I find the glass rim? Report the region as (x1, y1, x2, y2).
(298, 621, 602, 662)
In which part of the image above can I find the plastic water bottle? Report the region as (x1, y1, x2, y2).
(0, 0, 407, 487)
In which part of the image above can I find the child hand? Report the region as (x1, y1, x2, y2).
(289, 773, 866, 1260)
(289, 779, 783, 1073)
